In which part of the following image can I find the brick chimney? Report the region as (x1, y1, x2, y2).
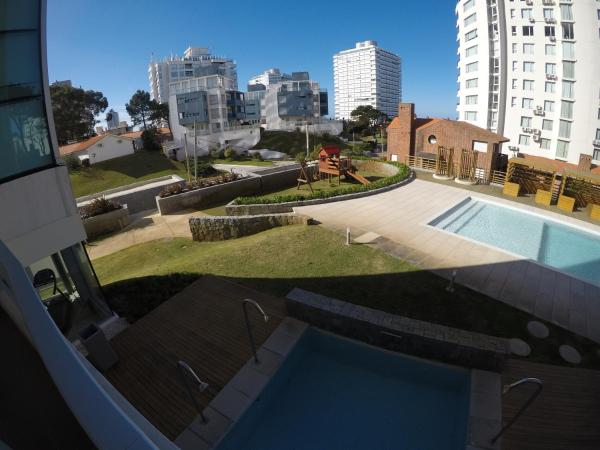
(386, 103, 414, 163)
(578, 154, 592, 172)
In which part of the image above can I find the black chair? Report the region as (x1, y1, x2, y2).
(33, 269, 72, 333)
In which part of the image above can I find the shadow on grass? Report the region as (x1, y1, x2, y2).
(101, 266, 600, 368)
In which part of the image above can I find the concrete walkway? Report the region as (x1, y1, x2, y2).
(85, 209, 194, 260)
(296, 178, 600, 343)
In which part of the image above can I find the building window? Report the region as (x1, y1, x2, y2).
(463, 0, 475, 12)
(523, 62, 535, 72)
(562, 81, 575, 99)
(512, 61, 518, 71)
(540, 138, 551, 150)
(523, 80, 534, 91)
(523, 98, 534, 109)
(558, 120, 572, 139)
(519, 134, 531, 145)
(523, 26, 534, 36)
(545, 26, 556, 37)
(545, 82, 556, 93)
(521, 116, 532, 127)
(562, 42, 575, 59)
(542, 119, 553, 131)
(594, 148, 600, 162)
(466, 62, 478, 73)
(428, 135, 437, 144)
(545, 63, 556, 75)
(544, 100, 555, 112)
(512, 26, 517, 36)
(521, 9, 532, 19)
(545, 44, 556, 55)
(543, 8, 554, 20)
(465, 30, 478, 41)
(562, 61, 575, 79)
(560, 4, 573, 21)
(511, 97, 517, 107)
(512, 79, 518, 89)
(596, 129, 600, 140)
(464, 13, 477, 26)
(465, 95, 478, 105)
(465, 111, 478, 121)
(556, 140, 569, 159)
(465, 45, 478, 57)
(560, 100, 573, 119)
(562, 23, 575, 39)
(512, 43, 518, 54)
(523, 43, 534, 55)
(466, 78, 478, 88)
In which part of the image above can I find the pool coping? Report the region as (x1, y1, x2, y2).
(425, 195, 600, 288)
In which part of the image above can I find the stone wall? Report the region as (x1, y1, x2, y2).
(189, 213, 310, 241)
(83, 206, 131, 239)
(286, 288, 509, 372)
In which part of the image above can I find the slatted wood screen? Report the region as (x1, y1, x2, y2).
(506, 162, 555, 195)
(562, 177, 600, 208)
(435, 146, 455, 177)
(457, 149, 478, 182)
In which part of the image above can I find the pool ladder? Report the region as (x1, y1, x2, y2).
(490, 377, 543, 445)
(177, 360, 210, 423)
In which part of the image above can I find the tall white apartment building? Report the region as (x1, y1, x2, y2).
(248, 68, 291, 89)
(148, 46, 237, 104)
(333, 41, 402, 120)
(456, 0, 600, 165)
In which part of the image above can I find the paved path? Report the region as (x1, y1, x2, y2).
(86, 209, 194, 260)
(296, 178, 600, 343)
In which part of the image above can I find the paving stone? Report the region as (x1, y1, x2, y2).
(210, 385, 252, 421)
(174, 429, 211, 450)
(559, 345, 582, 365)
(353, 231, 381, 244)
(527, 321, 549, 339)
(509, 338, 531, 357)
(188, 407, 232, 445)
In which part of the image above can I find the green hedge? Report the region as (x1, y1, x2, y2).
(234, 162, 410, 205)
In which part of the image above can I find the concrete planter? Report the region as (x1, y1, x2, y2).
(156, 176, 262, 215)
(83, 205, 131, 239)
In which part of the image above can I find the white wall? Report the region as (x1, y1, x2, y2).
(84, 135, 135, 164)
(0, 166, 86, 267)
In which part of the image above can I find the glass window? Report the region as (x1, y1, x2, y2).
(0, 32, 42, 102)
(522, 26, 534, 36)
(521, 9, 532, 19)
(523, 98, 534, 109)
(596, 129, 600, 140)
(464, 13, 477, 26)
(523, 80, 534, 91)
(560, 4, 573, 21)
(463, 0, 475, 12)
(466, 78, 478, 88)
(545, 44, 556, 55)
(594, 148, 600, 162)
(465, 30, 478, 41)
(542, 119, 553, 131)
(519, 134, 531, 145)
(465, 111, 477, 121)
(466, 95, 478, 105)
(545, 82, 555, 93)
(562, 42, 575, 59)
(562, 81, 575, 99)
(544, 100, 555, 112)
(545, 63, 556, 75)
(0, 0, 39, 30)
(562, 23, 574, 39)
(523, 43, 534, 54)
(512, 79, 518, 89)
(523, 62, 535, 72)
(562, 61, 575, 79)
(545, 26, 555, 37)
(560, 100, 573, 119)
(0, 98, 53, 180)
(540, 138, 551, 150)
(465, 45, 478, 57)
(558, 120, 571, 139)
(556, 140, 569, 159)
(521, 116, 532, 127)
(466, 62, 478, 73)
(512, 43, 518, 54)
(543, 8, 554, 20)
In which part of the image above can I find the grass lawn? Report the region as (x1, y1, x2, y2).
(94, 225, 600, 368)
(254, 170, 386, 201)
(253, 130, 348, 157)
(70, 151, 189, 197)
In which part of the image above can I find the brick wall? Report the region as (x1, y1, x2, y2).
(386, 103, 414, 163)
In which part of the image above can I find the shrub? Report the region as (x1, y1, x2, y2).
(194, 161, 218, 177)
(210, 147, 225, 159)
(80, 197, 122, 219)
(64, 154, 81, 171)
(223, 146, 235, 160)
(234, 162, 410, 205)
(251, 152, 263, 161)
(141, 128, 161, 151)
(158, 172, 241, 198)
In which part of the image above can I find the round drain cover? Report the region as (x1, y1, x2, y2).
(527, 321, 549, 339)
(559, 345, 582, 365)
(509, 338, 531, 357)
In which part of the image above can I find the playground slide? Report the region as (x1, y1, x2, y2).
(346, 171, 370, 185)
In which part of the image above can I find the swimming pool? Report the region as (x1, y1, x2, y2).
(216, 328, 470, 450)
(430, 198, 600, 285)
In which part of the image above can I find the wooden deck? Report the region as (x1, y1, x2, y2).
(105, 275, 287, 440)
(502, 359, 600, 450)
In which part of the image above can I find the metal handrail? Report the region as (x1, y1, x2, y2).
(177, 361, 210, 424)
(242, 299, 269, 364)
(490, 377, 543, 445)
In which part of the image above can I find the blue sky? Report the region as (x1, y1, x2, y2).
(47, 0, 458, 128)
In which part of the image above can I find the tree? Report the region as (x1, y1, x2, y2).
(141, 128, 161, 151)
(50, 84, 108, 144)
(149, 100, 170, 132)
(126, 90, 153, 129)
(350, 105, 387, 131)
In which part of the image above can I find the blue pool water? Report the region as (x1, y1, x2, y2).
(216, 328, 470, 450)
(430, 198, 600, 285)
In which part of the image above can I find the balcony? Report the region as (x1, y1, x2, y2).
(593, 140, 600, 147)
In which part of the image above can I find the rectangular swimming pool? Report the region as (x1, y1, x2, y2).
(216, 328, 470, 450)
(430, 197, 600, 285)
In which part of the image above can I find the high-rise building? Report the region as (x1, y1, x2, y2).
(106, 108, 119, 130)
(456, 0, 600, 165)
(248, 68, 291, 89)
(333, 41, 402, 120)
(148, 46, 237, 104)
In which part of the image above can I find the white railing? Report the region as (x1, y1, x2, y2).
(0, 240, 175, 450)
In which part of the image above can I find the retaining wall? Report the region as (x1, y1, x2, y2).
(83, 206, 131, 239)
(189, 213, 310, 241)
(286, 288, 509, 372)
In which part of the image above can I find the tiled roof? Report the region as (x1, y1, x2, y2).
(520, 153, 600, 175)
(119, 127, 171, 140)
(59, 133, 135, 156)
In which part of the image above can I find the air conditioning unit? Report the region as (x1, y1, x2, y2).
(544, 18, 556, 24)
(533, 134, 541, 142)
(534, 106, 545, 116)
(526, 0, 533, 5)
(533, 129, 541, 135)
(542, 0, 555, 4)
(546, 73, 557, 80)
(529, 17, 536, 23)
(593, 139, 600, 147)
(522, 127, 531, 133)
(549, 36, 556, 42)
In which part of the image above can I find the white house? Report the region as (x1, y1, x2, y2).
(59, 133, 136, 165)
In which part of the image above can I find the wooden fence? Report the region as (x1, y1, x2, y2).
(405, 155, 506, 186)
